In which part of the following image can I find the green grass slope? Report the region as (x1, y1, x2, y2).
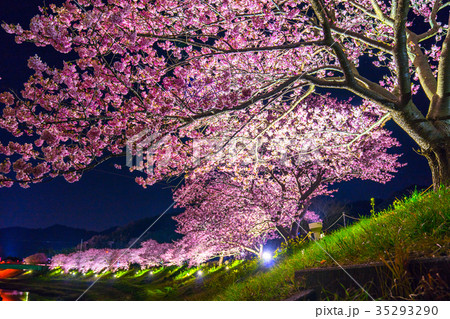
(213, 187, 449, 300)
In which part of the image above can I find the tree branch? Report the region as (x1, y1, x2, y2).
(303, 73, 398, 109)
(369, 0, 385, 19)
(330, 25, 392, 53)
(416, 0, 442, 42)
(429, 17, 450, 121)
(183, 74, 302, 122)
(349, 1, 394, 27)
(138, 33, 323, 53)
(251, 85, 315, 141)
(406, 31, 437, 101)
(310, 0, 358, 86)
(298, 169, 324, 202)
(393, 0, 411, 106)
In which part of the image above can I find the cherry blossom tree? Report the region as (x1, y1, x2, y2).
(0, 0, 447, 190)
(174, 96, 401, 252)
(23, 253, 48, 265)
(136, 239, 172, 267)
(161, 232, 227, 266)
(174, 178, 276, 259)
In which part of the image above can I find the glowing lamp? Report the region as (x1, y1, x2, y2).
(262, 251, 272, 262)
(197, 270, 203, 276)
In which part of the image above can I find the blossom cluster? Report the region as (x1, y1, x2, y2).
(0, 0, 442, 188)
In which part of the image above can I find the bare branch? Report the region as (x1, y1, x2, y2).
(428, 17, 450, 121)
(330, 25, 393, 53)
(349, 1, 394, 27)
(369, 0, 385, 19)
(310, 0, 358, 86)
(437, 18, 450, 102)
(416, 0, 442, 42)
(407, 31, 438, 100)
(393, 0, 411, 106)
(303, 73, 398, 109)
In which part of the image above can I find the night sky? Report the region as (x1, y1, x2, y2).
(0, 1, 432, 231)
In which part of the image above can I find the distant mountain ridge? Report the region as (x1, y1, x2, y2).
(0, 224, 98, 258)
(84, 212, 181, 249)
(0, 213, 181, 258)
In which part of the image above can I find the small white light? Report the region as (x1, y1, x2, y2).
(225, 266, 229, 270)
(149, 271, 153, 275)
(262, 251, 272, 262)
(197, 270, 203, 276)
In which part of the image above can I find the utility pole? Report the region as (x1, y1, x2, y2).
(343, 212, 346, 228)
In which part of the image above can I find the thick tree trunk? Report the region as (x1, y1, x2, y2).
(277, 223, 301, 241)
(389, 100, 449, 190)
(290, 222, 300, 239)
(423, 143, 450, 189)
(276, 208, 310, 241)
(276, 225, 290, 243)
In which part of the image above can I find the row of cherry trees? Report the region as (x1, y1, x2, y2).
(51, 240, 170, 272)
(50, 237, 240, 273)
(50, 209, 317, 273)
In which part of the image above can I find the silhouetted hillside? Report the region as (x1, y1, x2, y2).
(0, 225, 98, 258)
(84, 212, 181, 249)
(0, 212, 181, 258)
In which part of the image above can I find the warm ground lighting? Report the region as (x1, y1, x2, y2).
(0, 269, 23, 279)
(0, 289, 28, 301)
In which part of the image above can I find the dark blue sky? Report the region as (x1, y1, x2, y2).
(0, 1, 432, 231)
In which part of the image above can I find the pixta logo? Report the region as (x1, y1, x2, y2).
(192, 133, 321, 167)
(126, 129, 171, 175)
(126, 130, 324, 174)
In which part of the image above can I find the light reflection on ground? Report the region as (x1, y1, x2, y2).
(0, 289, 29, 301)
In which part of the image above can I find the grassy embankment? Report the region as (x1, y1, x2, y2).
(213, 187, 449, 300)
